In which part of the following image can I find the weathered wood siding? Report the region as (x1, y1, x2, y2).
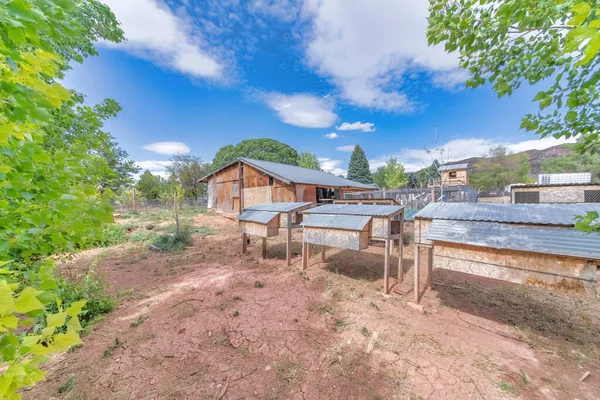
(214, 164, 239, 214)
(239, 219, 279, 237)
(296, 184, 317, 204)
(303, 227, 369, 251)
(272, 181, 296, 202)
(207, 178, 216, 208)
(414, 219, 432, 246)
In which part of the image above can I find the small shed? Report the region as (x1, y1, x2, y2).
(413, 203, 600, 303)
(439, 163, 469, 186)
(300, 204, 404, 293)
(238, 202, 312, 265)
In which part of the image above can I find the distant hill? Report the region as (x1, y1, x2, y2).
(440, 144, 571, 176)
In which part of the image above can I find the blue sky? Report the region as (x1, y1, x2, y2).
(64, 0, 573, 177)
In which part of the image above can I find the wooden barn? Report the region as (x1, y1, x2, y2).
(199, 158, 378, 215)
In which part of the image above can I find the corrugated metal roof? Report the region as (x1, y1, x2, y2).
(199, 157, 379, 190)
(244, 202, 312, 213)
(303, 204, 403, 217)
(538, 172, 592, 185)
(426, 219, 600, 260)
(415, 202, 600, 226)
(301, 214, 372, 231)
(439, 163, 469, 171)
(512, 182, 599, 189)
(237, 210, 279, 224)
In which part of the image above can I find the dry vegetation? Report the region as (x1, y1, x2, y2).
(24, 211, 600, 399)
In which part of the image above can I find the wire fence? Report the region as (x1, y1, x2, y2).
(112, 198, 208, 214)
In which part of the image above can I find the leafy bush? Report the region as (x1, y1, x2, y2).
(96, 224, 128, 247)
(151, 223, 194, 252)
(128, 230, 158, 243)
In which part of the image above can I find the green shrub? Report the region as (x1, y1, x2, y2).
(95, 224, 128, 247)
(151, 222, 194, 252)
(128, 230, 158, 243)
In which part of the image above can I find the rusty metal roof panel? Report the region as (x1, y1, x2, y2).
(237, 210, 279, 224)
(303, 204, 403, 217)
(426, 219, 600, 259)
(301, 214, 372, 231)
(244, 202, 312, 213)
(415, 202, 600, 226)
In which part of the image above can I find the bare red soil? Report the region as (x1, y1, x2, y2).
(25, 213, 600, 400)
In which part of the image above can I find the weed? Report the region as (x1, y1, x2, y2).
(254, 281, 264, 288)
(151, 223, 194, 252)
(233, 310, 239, 317)
(335, 319, 345, 327)
(103, 337, 122, 358)
(57, 377, 74, 394)
(361, 327, 369, 336)
(130, 315, 148, 327)
(498, 381, 518, 394)
(520, 369, 531, 385)
(218, 302, 229, 311)
(369, 302, 380, 311)
(233, 296, 242, 301)
(216, 290, 224, 296)
(118, 288, 134, 298)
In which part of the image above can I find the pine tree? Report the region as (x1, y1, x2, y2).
(347, 145, 374, 184)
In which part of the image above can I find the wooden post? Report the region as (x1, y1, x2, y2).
(132, 188, 137, 213)
(286, 212, 292, 266)
(261, 237, 267, 260)
(241, 233, 247, 254)
(321, 246, 326, 263)
(384, 239, 390, 294)
(414, 244, 420, 304)
(238, 161, 244, 213)
(427, 246, 433, 289)
(398, 214, 404, 283)
(301, 240, 308, 270)
(431, 187, 436, 203)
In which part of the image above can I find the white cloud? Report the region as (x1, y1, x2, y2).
(102, 0, 222, 79)
(336, 145, 355, 152)
(303, 0, 464, 111)
(248, 0, 300, 21)
(323, 132, 339, 139)
(136, 160, 172, 178)
(336, 121, 375, 132)
(143, 141, 191, 155)
(369, 136, 576, 173)
(318, 157, 347, 176)
(263, 92, 338, 128)
(431, 70, 470, 91)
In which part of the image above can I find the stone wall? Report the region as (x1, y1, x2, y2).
(512, 184, 600, 203)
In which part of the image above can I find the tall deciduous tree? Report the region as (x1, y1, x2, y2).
(166, 154, 211, 200)
(471, 146, 531, 192)
(137, 170, 161, 200)
(347, 145, 374, 184)
(212, 138, 300, 168)
(372, 166, 386, 188)
(382, 157, 409, 189)
(428, 0, 600, 152)
(298, 151, 321, 170)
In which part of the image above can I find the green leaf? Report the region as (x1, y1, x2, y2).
(0, 281, 16, 316)
(65, 300, 86, 317)
(14, 287, 44, 313)
(0, 261, 14, 268)
(565, 111, 577, 122)
(46, 312, 67, 328)
(0, 315, 19, 331)
(59, 194, 78, 201)
(32, 151, 51, 163)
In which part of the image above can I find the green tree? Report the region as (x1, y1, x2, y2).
(0, 0, 123, 396)
(541, 143, 600, 182)
(428, 0, 600, 152)
(418, 160, 441, 188)
(382, 157, 409, 189)
(212, 138, 300, 168)
(44, 94, 138, 189)
(347, 145, 374, 184)
(137, 170, 161, 200)
(372, 166, 386, 188)
(471, 146, 531, 192)
(166, 154, 211, 200)
(298, 151, 321, 170)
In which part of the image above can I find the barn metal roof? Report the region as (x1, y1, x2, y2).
(415, 202, 600, 226)
(439, 163, 469, 171)
(301, 214, 372, 231)
(199, 157, 379, 190)
(426, 219, 600, 260)
(303, 204, 403, 217)
(244, 202, 312, 213)
(237, 210, 279, 224)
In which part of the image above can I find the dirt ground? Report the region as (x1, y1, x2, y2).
(25, 213, 600, 400)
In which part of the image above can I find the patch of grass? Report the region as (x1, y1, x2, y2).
(218, 302, 229, 311)
(129, 230, 158, 243)
(130, 315, 148, 327)
(361, 327, 369, 336)
(498, 381, 518, 394)
(57, 377, 74, 394)
(335, 319, 345, 327)
(95, 224, 128, 247)
(118, 288, 134, 298)
(520, 369, 531, 385)
(254, 281, 264, 288)
(151, 223, 194, 252)
(233, 296, 242, 301)
(233, 310, 239, 317)
(215, 290, 224, 296)
(103, 337, 122, 358)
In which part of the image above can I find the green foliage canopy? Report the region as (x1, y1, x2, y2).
(298, 151, 321, 170)
(136, 170, 161, 200)
(347, 145, 374, 184)
(470, 146, 531, 192)
(212, 138, 300, 168)
(382, 157, 408, 189)
(428, 0, 600, 152)
(166, 154, 211, 200)
(541, 143, 600, 182)
(372, 166, 386, 188)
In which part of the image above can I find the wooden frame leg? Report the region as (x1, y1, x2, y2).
(301, 240, 308, 270)
(321, 246, 326, 263)
(241, 233, 247, 254)
(384, 239, 390, 294)
(414, 244, 420, 304)
(398, 216, 404, 283)
(427, 246, 433, 289)
(262, 237, 267, 260)
(286, 213, 292, 266)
